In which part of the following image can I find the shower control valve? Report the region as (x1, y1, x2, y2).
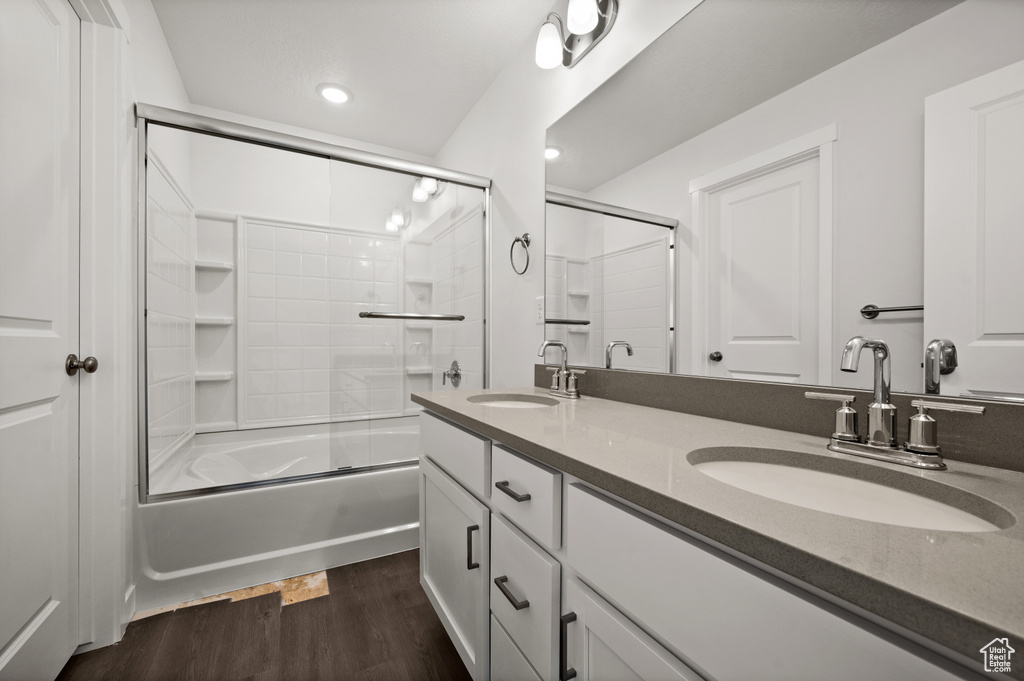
(442, 360, 462, 388)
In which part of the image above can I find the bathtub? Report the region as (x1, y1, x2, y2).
(135, 417, 420, 611)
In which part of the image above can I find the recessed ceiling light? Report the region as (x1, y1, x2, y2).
(318, 83, 352, 104)
(545, 146, 562, 160)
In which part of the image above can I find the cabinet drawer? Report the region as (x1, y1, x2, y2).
(491, 446, 562, 550)
(491, 514, 560, 681)
(491, 614, 542, 681)
(421, 412, 490, 498)
(567, 484, 968, 681)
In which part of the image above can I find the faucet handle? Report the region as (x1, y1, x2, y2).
(905, 400, 985, 454)
(805, 392, 858, 442)
(545, 366, 561, 391)
(566, 369, 585, 398)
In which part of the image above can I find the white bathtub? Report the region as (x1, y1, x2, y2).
(135, 417, 420, 611)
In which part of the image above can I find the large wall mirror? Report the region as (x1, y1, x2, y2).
(545, 0, 1024, 398)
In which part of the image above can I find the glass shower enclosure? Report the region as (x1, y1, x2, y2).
(138, 110, 488, 500)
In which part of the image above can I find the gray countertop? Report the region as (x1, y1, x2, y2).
(412, 387, 1024, 676)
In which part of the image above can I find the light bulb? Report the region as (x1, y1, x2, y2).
(385, 219, 398, 233)
(390, 207, 406, 228)
(535, 20, 563, 69)
(317, 83, 352, 104)
(412, 186, 428, 203)
(420, 177, 438, 195)
(545, 147, 562, 160)
(567, 0, 599, 35)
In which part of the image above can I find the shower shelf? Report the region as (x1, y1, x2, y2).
(195, 259, 234, 272)
(567, 290, 590, 297)
(406, 367, 433, 375)
(405, 277, 433, 286)
(195, 371, 234, 382)
(405, 322, 434, 330)
(195, 316, 235, 326)
(567, 327, 591, 335)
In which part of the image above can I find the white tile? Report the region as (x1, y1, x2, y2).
(248, 371, 275, 395)
(277, 323, 304, 346)
(302, 254, 327, 277)
(303, 323, 329, 346)
(329, 256, 352, 279)
(247, 223, 275, 250)
(248, 298, 276, 323)
(303, 370, 329, 393)
(275, 370, 303, 394)
(277, 275, 303, 300)
(248, 322, 275, 346)
(303, 300, 328, 323)
(276, 347, 303, 370)
(276, 300, 304, 323)
(248, 395, 277, 421)
(352, 258, 373, 281)
(276, 251, 302, 276)
(302, 231, 328, 254)
(248, 348, 276, 371)
(350, 237, 374, 259)
(304, 347, 330, 369)
(247, 249, 275, 274)
(276, 228, 303, 253)
(248, 273, 276, 298)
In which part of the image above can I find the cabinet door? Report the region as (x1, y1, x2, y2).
(420, 456, 490, 680)
(565, 580, 702, 681)
(491, 614, 543, 681)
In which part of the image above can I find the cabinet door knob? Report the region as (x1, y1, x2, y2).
(708, 351, 723, 362)
(66, 354, 99, 376)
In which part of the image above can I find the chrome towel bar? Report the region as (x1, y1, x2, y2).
(860, 304, 923, 319)
(358, 312, 465, 321)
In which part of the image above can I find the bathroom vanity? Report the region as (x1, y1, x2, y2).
(413, 387, 1023, 681)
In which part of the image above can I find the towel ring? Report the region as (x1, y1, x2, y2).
(510, 233, 531, 275)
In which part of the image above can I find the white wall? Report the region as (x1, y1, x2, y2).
(435, 0, 705, 388)
(585, 0, 1024, 393)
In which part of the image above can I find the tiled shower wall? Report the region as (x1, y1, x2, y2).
(432, 211, 485, 389)
(146, 164, 195, 464)
(590, 238, 669, 372)
(241, 220, 402, 426)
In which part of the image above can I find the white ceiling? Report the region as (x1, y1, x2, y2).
(546, 0, 964, 192)
(150, 0, 557, 158)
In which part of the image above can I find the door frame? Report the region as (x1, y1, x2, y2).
(67, 0, 137, 653)
(689, 124, 837, 383)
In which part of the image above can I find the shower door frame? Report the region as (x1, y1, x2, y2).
(135, 104, 492, 503)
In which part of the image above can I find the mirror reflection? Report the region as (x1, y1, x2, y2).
(144, 125, 485, 497)
(544, 196, 675, 372)
(544, 0, 1024, 396)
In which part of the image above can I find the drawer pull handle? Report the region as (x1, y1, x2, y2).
(494, 575, 530, 610)
(466, 525, 479, 571)
(560, 612, 578, 680)
(495, 480, 532, 502)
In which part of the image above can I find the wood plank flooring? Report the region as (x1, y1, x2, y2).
(57, 550, 471, 681)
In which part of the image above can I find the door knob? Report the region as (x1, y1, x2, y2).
(708, 351, 723, 362)
(66, 354, 99, 376)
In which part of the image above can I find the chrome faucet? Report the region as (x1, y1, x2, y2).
(605, 341, 633, 369)
(806, 336, 983, 470)
(840, 336, 896, 447)
(924, 339, 958, 395)
(538, 340, 584, 399)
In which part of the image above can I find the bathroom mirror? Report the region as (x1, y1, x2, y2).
(141, 122, 486, 499)
(545, 0, 1024, 395)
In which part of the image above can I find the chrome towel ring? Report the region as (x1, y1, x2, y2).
(510, 233, 531, 275)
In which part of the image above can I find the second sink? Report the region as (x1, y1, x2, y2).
(467, 393, 559, 408)
(688, 447, 1013, 533)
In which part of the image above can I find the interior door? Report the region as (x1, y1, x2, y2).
(0, 0, 81, 678)
(924, 59, 1024, 398)
(703, 156, 820, 383)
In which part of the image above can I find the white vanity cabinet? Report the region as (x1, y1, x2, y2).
(419, 446, 491, 680)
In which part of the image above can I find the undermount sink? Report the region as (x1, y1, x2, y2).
(466, 393, 560, 408)
(688, 447, 1013, 533)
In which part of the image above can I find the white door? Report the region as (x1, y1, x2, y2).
(0, 0, 81, 678)
(924, 59, 1024, 398)
(702, 157, 820, 383)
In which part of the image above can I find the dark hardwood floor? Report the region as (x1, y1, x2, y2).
(57, 550, 471, 681)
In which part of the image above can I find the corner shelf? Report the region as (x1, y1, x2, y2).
(195, 259, 234, 272)
(195, 371, 234, 382)
(405, 277, 433, 286)
(405, 366, 433, 375)
(195, 316, 235, 327)
(568, 327, 591, 335)
(567, 290, 590, 298)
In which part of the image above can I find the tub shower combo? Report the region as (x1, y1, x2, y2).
(136, 106, 489, 609)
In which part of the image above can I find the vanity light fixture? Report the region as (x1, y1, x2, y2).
(545, 146, 562, 160)
(317, 83, 352, 104)
(411, 176, 445, 203)
(534, 0, 618, 69)
(385, 204, 410, 232)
